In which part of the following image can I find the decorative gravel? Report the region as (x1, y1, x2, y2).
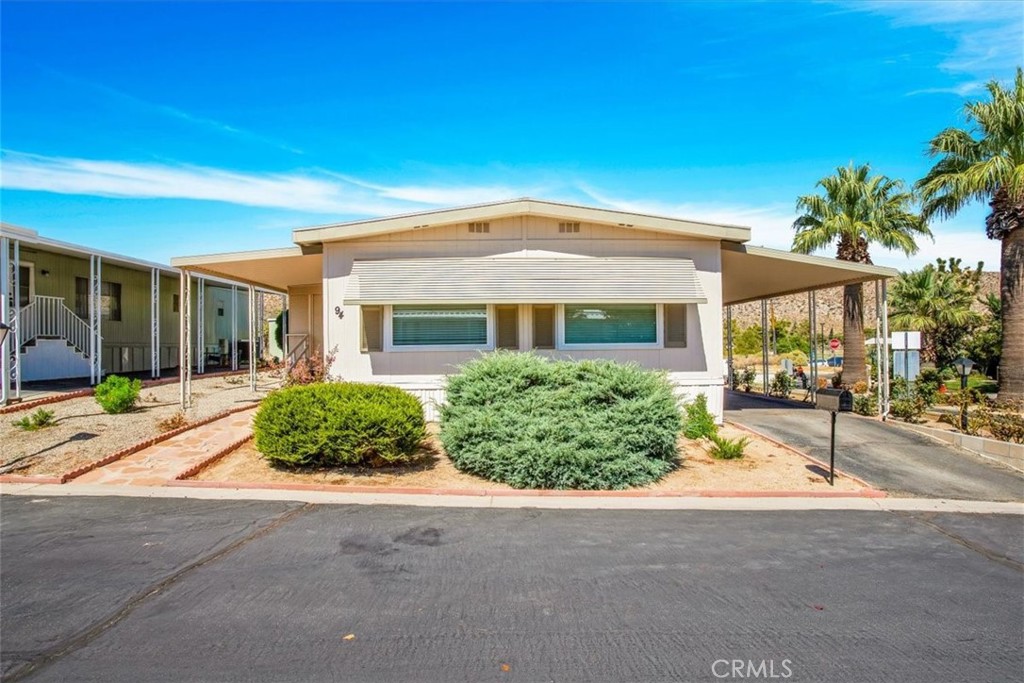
(1, 372, 283, 477)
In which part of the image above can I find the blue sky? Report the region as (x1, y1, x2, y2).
(1, 1, 1021, 269)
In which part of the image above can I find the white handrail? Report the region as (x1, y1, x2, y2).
(18, 295, 93, 358)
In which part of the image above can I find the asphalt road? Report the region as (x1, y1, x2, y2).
(2, 495, 1022, 682)
(726, 391, 1024, 501)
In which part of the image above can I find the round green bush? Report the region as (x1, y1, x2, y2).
(439, 352, 683, 490)
(253, 383, 426, 468)
(94, 375, 142, 414)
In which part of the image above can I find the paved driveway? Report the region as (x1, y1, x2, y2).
(2, 495, 1021, 682)
(726, 391, 1024, 501)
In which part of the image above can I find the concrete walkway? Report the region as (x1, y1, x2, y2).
(71, 408, 257, 486)
(726, 391, 1024, 501)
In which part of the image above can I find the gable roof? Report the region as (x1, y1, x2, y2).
(291, 197, 752, 249)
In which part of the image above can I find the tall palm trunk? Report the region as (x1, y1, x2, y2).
(843, 283, 867, 384)
(837, 235, 869, 385)
(999, 226, 1023, 401)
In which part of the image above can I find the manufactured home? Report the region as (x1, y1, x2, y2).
(1, 224, 266, 404)
(172, 199, 898, 420)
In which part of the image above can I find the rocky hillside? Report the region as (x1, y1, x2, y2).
(729, 272, 999, 332)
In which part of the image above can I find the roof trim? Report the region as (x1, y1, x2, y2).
(2, 222, 177, 276)
(292, 198, 752, 246)
(171, 246, 305, 268)
(723, 243, 899, 279)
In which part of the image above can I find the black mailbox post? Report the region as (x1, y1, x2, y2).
(815, 389, 853, 485)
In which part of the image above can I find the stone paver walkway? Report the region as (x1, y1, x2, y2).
(71, 408, 258, 486)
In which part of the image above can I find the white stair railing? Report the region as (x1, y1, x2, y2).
(19, 295, 93, 358)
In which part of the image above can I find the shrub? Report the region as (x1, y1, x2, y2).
(707, 434, 749, 460)
(987, 410, 1024, 444)
(769, 372, 794, 398)
(739, 367, 757, 392)
(156, 411, 189, 433)
(781, 350, 808, 367)
(852, 380, 869, 394)
(916, 368, 942, 406)
(13, 408, 55, 431)
(853, 392, 878, 416)
(94, 375, 142, 414)
(284, 347, 338, 386)
(889, 395, 928, 422)
(683, 393, 718, 440)
(254, 382, 426, 468)
(439, 352, 682, 490)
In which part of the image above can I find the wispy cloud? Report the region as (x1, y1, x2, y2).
(0, 150, 537, 216)
(37, 64, 304, 154)
(841, 1, 1023, 95)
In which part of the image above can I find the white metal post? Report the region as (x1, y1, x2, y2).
(760, 299, 769, 395)
(0, 236, 9, 405)
(881, 279, 890, 419)
(151, 268, 160, 379)
(248, 285, 257, 391)
(10, 240, 22, 400)
(725, 305, 733, 389)
(231, 285, 238, 371)
(89, 255, 103, 385)
(808, 290, 816, 402)
(196, 277, 205, 374)
(179, 270, 192, 409)
(256, 290, 265, 364)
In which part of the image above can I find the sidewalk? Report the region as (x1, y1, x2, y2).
(69, 408, 257, 485)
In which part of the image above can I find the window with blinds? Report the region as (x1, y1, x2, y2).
(563, 304, 657, 345)
(392, 305, 487, 347)
(74, 277, 122, 321)
(495, 305, 519, 350)
(664, 304, 687, 348)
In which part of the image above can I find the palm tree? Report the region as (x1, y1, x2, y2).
(889, 262, 981, 368)
(917, 68, 1024, 401)
(793, 163, 931, 384)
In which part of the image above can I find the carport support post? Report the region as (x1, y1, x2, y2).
(179, 270, 192, 410)
(875, 280, 883, 417)
(150, 268, 160, 379)
(760, 299, 769, 395)
(196, 277, 205, 375)
(248, 285, 257, 391)
(881, 279, 890, 419)
(726, 306, 734, 389)
(808, 290, 816, 402)
(0, 236, 9, 405)
(829, 411, 837, 485)
(231, 285, 238, 372)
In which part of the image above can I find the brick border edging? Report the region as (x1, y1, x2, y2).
(724, 420, 883, 493)
(0, 369, 252, 416)
(59, 403, 260, 483)
(162, 478, 888, 499)
(0, 474, 64, 485)
(173, 434, 254, 481)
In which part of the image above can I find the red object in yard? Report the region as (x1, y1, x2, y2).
(938, 384, 948, 393)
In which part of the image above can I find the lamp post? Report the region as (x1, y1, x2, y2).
(953, 357, 975, 432)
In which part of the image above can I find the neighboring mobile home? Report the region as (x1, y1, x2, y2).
(172, 199, 897, 420)
(1, 223, 262, 404)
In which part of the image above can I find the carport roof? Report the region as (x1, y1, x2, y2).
(170, 247, 320, 293)
(722, 243, 898, 305)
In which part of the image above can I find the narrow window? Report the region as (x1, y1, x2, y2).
(75, 277, 89, 318)
(392, 305, 487, 347)
(102, 282, 122, 321)
(563, 304, 657, 345)
(495, 305, 519, 350)
(360, 305, 384, 352)
(172, 294, 180, 313)
(18, 266, 30, 307)
(532, 305, 555, 349)
(664, 304, 687, 348)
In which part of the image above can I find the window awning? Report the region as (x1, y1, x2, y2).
(345, 257, 708, 305)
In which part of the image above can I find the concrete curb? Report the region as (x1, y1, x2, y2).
(886, 420, 1024, 474)
(164, 478, 888, 498)
(56, 403, 259, 483)
(1, 482, 1019, 513)
(724, 419, 881, 491)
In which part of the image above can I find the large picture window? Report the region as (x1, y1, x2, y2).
(75, 277, 122, 321)
(563, 304, 657, 346)
(391, 305, 488, 348)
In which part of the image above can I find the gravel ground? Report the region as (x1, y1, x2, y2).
(1, 372, 283, 477)
(194, 424, 864, 492)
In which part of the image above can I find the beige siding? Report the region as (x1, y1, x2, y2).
(321, 217, 725, 410)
